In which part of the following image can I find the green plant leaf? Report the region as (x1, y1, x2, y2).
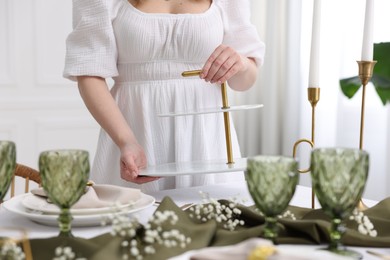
(340, 77, 362, 99)
(373, 42, 390, 80)
(339, 42, 390, 105)
(375, 86, 390, 105)
(371, 74, 390, 105)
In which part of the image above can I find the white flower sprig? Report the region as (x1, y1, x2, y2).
(0, 240, 25, 260)
(278, 210, 296, 220)
(53, 246, 86, 260)
(251, 206, 296, 221)
(349, 208, 377, 237)
(188, 191, 245, 231)
(103, 208, 191, 260)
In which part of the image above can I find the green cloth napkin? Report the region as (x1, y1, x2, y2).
(27, 197, 390, 260)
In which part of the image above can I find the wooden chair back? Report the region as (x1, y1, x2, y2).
(10, 163, 41, 197)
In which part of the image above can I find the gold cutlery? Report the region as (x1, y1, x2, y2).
(367, 250, 390, 260)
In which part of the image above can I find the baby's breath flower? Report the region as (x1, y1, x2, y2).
(53, 246, 86, 260)
(189, 191, 245, 231)
(106, 202, 191, 260)
(0, 241, 25, 260)
(277, 210, 296, 220)
(349, 208, 377, 237)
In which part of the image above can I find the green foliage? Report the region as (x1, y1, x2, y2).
(340, 42, 390, 105)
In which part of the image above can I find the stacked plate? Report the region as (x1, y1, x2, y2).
(3, 190, 155, 227)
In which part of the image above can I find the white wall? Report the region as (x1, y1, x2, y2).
(0, 0, 100, 198)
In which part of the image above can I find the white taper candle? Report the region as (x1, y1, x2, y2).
(361, 0, 375, 61)
(309, 0, 322, 88)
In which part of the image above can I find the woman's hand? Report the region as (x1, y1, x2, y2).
(201, 44, 248, 84)
(201, 44, 258, 91)
(120, 143, 159, 184)
(77, 76, 158, 184)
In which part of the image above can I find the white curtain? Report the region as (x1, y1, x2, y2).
(235, 0, 390, 201)
(232, 0, 303, 157)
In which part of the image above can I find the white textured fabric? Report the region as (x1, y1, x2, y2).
(63, 0, 265, 193)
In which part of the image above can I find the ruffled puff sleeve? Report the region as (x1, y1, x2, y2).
(217, 0, 265, 67)
(63, 0, 119, 81)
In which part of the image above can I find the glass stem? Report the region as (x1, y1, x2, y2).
(263, 216, 278, 242)
(58, 207, 73, 237)
(329, 218, 344, 251)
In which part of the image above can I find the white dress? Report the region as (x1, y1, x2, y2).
(63, 0, 265, 193)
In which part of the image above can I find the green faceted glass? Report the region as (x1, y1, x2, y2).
(246, 156, 299, 241)
(0, 141, 16, 202)
(311, 148, 369, 258)
(39, 150, 90, 237)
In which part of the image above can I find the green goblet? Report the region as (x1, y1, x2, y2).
(0, 141, 16, 203)
(311, 148, 369, 258)
(246, 156, 299, 241)
(39, 150, 90, 237)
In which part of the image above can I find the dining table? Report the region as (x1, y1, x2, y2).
(0, 181, 389, 260)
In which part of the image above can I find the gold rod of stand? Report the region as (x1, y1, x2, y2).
(356, 60, 377, 211)
(221, 82, 234, 164)
(182, 70, 234, 164)
(182, 70, 202, 77)
(292, 87, 320, 209)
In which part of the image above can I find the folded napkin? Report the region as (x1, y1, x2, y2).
(28, 197, 390, 260)
(185, 238, 273, 260)
(169, 238, 353, 260)
(28, 184, 141, 211)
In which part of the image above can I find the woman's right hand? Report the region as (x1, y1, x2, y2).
(77, 76, 158, 185)
(119, 143, 159, 184)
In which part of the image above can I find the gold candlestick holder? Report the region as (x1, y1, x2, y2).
(0, 228, 33, 260)
(292, 87, 320, 209)
(357, 61, 377, 149)
(356, 60, 377, 211)
(182, 70, 234, 164)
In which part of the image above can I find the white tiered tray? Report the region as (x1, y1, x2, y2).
(140, 158, 247, 177)
(158, 104, 263, 117)
(149, 70, 263, 177)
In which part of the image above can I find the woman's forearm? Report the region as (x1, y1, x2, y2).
(227, 57, 258, 91)
(77, 76, 137, 148)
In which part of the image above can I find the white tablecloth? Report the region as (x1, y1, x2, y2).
(0, 183, 385, 259)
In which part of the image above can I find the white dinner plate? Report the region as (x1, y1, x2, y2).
(3, 193, 155, 227)
(158, 104, 263, 117)
(140, 158, 247, 177)
(21, 193, 138, 216)
(169, 243, 353, 260)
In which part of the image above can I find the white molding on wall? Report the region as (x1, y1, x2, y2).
(0, 120, 20, 141)
(34, 0, 73, 87)
(0, 97, 86, 110)
(34, 116, 99, 164)
(0, 0, 16, 87)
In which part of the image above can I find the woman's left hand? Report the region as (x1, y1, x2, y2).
(201, 44, 249, 84)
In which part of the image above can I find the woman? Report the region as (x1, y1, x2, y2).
(63, 0, 265, 192)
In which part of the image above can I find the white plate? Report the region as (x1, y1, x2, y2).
(21, 193, 138, 216)
(140, 158, 247, 177)
(3, 193, 155, 227)
(158, 104, 263, 117)
(169, 243, 353, 260)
